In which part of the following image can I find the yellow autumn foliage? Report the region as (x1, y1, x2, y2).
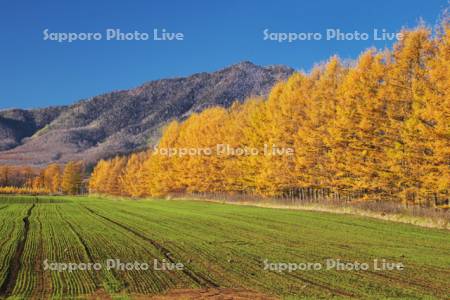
(89, 24, 449, 205)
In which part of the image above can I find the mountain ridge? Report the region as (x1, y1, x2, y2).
(0, 61, 295, 166)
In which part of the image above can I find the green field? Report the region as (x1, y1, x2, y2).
(0, 196, 449, 299)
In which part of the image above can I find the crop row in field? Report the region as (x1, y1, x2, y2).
(0, 195, 449, 299)
(82, 198, 450, 298)
(0, 201, 197, 298)
(0, 204, 32, 297)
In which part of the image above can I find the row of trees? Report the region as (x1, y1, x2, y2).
(0, 161, 85, 195)
(0, 165, 36, 187)
(87, 25, 447, 204)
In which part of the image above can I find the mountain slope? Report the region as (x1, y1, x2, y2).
(0, 62, 294, 166)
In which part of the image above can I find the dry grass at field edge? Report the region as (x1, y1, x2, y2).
(170, 196, 450, 231)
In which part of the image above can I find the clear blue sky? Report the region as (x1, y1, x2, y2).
(0, 0, 447, 109)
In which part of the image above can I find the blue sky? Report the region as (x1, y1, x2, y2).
(0, 0, 447, 109)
